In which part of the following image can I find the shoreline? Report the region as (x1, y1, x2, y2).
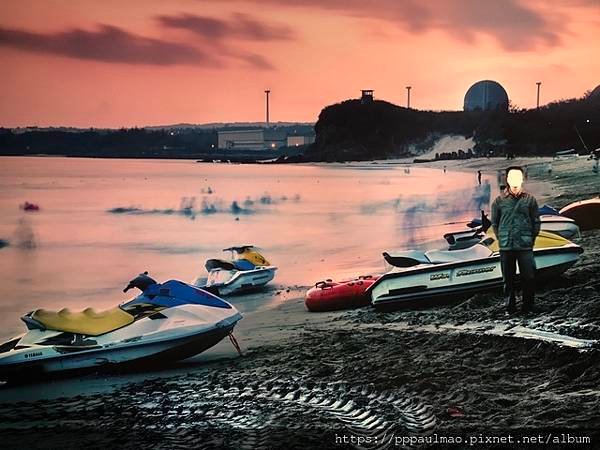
(1, 155, 599, 448)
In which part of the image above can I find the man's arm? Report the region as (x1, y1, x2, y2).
(491, 197, 500, 237)
(530, 196, 541, 236)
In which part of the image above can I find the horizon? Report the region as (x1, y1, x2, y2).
(1, 0, 599, 128)
(3, 91, 594, 131)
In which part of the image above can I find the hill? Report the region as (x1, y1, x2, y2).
(305, 93, 600, 161)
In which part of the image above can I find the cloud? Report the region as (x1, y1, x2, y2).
(0, 24, 218, 66)
(438, 0, 561, 51)
(153, 11, 294, 69)
(0, 21, 280, 69)
(157, 12, 295, 41)
(205, 0, 563, 51)
(235, 52, 276, 70)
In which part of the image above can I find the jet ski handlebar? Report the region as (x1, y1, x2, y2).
(123, 271, 158, 293)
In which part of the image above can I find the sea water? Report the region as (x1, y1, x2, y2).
(0, 156, 494, 341)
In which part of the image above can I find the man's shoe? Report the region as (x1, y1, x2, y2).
(522, 300, 535, 315)
(505, 297, 517, 315)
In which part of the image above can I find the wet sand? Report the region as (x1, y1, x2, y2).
(1, 157, 599, 449)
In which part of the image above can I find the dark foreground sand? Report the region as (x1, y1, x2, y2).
(0, 157, 599, 449)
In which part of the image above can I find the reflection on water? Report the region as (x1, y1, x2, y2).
(108, 192, 303, 219)
(14, 218, 37, 249)
(0, 157, 499, 340)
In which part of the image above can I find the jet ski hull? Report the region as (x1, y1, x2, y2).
(370, 246, 582, 310)
(0, 321, 238, 381)
(199, 266, 277, 296)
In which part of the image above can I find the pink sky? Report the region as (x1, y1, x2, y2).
(1, 0, 599, 127)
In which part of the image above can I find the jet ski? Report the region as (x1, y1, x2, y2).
(370, 231, 583, 310)
(445, 212, 579, 250)
(0, 273, 242, 381)
(193, 245, 277, 296)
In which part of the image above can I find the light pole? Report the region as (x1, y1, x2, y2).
(536, 82, 541, 109)
(264, 90, 270, 127)
(406, 86, 411, 108)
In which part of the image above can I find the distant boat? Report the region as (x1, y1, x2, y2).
(554, 149, 578, 159)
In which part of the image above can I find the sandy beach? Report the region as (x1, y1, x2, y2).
(0, 156, 599, 449)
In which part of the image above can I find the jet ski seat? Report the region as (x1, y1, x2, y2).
(383, 250, 430, 267)
(31, 307, 134, 336)
(233, 259, 256, 270)
(425, 244, 493, 264)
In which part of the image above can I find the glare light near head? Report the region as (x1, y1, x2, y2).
(507, 169, 523, 189)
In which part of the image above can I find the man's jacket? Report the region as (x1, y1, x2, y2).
(491, 190, 541, 251)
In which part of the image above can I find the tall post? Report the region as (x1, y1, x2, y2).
(536, 82, 541, 109)
(264, 90, 270, 127)
(406, 86, 411, 108)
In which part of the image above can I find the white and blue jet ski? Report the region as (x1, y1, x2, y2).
(0, 273, 242, 381)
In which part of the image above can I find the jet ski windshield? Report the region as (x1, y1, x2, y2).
(205, 258, 258, 271)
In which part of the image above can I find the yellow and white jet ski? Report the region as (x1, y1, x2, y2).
(194, 246, 277, 296)
(370, 231, 583, 310)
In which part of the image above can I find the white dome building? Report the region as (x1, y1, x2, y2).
(464, 80, 509, 112)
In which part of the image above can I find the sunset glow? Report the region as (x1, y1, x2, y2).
(1, 0, 599, 127)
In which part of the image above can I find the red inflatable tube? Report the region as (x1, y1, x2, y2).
(305, 275, 380, 312)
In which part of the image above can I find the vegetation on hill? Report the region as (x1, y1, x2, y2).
(1, 95, 598, 162)
(305, 92, 600, 162)
(0, 128, 217, 158)
(0, 124, 314, 159)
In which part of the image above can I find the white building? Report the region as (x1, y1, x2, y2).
(287, 135, 315, 147)
(218, 130, 265, 150)
(217, 129, 313, 151)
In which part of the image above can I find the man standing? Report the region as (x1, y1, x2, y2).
(477, 170, 482, 185)
(491, 167, 541, 315)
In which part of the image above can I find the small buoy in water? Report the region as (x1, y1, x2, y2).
(20, 201, 40, 212)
